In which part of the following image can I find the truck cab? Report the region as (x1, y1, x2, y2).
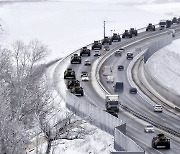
(105, 95, 120, 113)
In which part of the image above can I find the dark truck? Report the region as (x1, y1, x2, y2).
(105, 95, 120, 113)
(102, 36, 112, 45)
(122, 30, 132, 38)
(92, 40, 102, 50)
(114, 82, 124, 93)
(64, 68, 76, 79)
(80, 46, 91, 56)
(71, 54, 81, 64)
(111, 33, 121, 42)
(129, 28, 138, 36)
(146, 23, 155, 31)
(152, 133, 170, 149)
(172, 17, 178, 24)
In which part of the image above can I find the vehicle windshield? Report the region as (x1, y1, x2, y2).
(159, 22, 166, 25)
(108, 101, 118, 105)
(146, 125, 153, 128)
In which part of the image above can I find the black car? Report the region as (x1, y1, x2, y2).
(103, 45, 110, 51)
(127, 53, 133, 60)
(129, 87, 137, 94)
(118, 65, 124, 71)
(114, 50, 122, 56)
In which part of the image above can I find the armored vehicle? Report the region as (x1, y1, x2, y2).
(80, 46, 91, 56)
(102, 36, 112, 45)
(172, 17, 178, 24)
(70, 87, 84, 96)
(122, 30, 132, 38)
(71, 54, 81, 64)
(111, 33, 121, 42)
(166, 20, 172, 28)
(146, 23, 155, 31)
(92, 40, 102, 50)
(64, 68, 76, 79)
(67, 80, 80, 89)
(152, 133, 170, 149)
(129, 28, 138, 36)
(105, 95, 120, 113)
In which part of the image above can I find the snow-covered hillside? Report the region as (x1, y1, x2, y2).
(146, 39, 180, 95)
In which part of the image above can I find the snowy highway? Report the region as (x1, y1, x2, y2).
(61, 25, 180, 153)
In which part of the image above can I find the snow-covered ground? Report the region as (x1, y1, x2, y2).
(146, 39, 180, 95)
(0, 0, 180, 153)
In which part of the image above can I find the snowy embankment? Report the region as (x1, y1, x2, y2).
(146, 39, 180, 95)
(137, 2, 180, 95)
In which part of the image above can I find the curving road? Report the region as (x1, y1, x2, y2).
(57, 24, 180, 153)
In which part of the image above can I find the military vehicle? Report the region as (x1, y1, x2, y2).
(122, 30, 132, 38)
(146, 23, 156, 31)
(71, 54, 81, 64)
(105, 95, 120, 113)
(172, 17, 178, 24)
(80, 46, 91, 56)
(64, 68, 76, 79)
(152, 133, 170, 149)
(111, 33, 121, 42)
(67, 80, 80, 89)
(70, 86, 84, 96)
(129, 28, 138, 36)
(102, 36, 112, 45)
(166, 20, 172, 28)
(92, 40, 102, 50)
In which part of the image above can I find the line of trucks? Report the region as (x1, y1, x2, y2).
(63, 17, 179, 149)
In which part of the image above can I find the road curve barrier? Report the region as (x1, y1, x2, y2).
(143, 34, 180, 108)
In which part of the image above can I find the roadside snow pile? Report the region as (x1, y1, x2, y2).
(146, 38, 180, 95)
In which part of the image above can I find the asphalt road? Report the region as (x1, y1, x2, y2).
(62, 24, 180, 153)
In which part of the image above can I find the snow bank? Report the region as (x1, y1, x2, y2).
(146, 38, 180, 95)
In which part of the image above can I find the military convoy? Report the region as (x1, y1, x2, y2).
(152, 133, 170, 149)
(102, 36, 112, 45)
(92, 40, 102, 50)
(80, 46, 91, 56)
(71, 54, 81, 64)
(111, 33, 121, 42)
